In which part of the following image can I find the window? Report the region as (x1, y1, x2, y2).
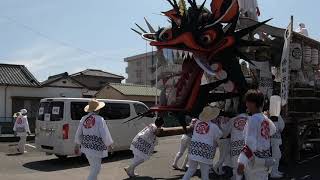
(136, 61, 141, 66)
(136, 70, 142, 79)
(134, 103, 148, 115)
(134, 103, 154, 118)
(71, 102, 88, 120)
(70, 102, 131, 120)
(38, 101, 64, 121)
(100, 103, 131, 120)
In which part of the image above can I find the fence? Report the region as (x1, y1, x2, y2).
(0, 117, 14, 134)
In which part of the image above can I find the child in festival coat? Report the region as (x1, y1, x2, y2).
(182, 106, 223, 180)
(237, 90, 276, 180)
(13, 109, 31, 154)
(125, 117, 164, 177)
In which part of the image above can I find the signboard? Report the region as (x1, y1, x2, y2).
(280, 23, 292, 106)
(39, 107, 44, 115)
(44, 113, 51, 121)
(52, 107, 60, 115)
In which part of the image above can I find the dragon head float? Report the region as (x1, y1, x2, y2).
(131, 0, 270, 123)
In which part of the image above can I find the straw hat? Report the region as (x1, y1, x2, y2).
(199, 106, 221, 122)
(84, 99, 105, 113)
(20, 109, 27, 115)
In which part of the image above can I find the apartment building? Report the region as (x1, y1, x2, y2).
(124, 51, 157, 86)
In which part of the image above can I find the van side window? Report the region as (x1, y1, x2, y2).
(71, 102, 88, 120)
(38, 101, 64, 121)
(100, 103, 130, 120)
(134, 103, 148, 115)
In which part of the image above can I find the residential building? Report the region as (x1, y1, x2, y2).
(0, 64, 85, 133)
(124, 51, 157, 86)
(70, 69, 125, 90)
(43, 69, 125, 97)
(95, 83, 160, 107)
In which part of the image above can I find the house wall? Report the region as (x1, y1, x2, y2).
(0, 86, 84, 133)
(95, 87, 156, 107)
(0, 86, 83, 118)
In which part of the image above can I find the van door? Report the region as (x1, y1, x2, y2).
(36, 101, 65, 150)
(133, 103, 155, 131)
(99, 102, 134, 150)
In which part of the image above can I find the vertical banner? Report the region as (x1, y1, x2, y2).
(280, 23, 292, 106)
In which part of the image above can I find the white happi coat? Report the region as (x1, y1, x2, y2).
(189, 119, 222, 165)
(13, 115, 30, 137)
(271, 116, 285, 145)
(238, 113, 276, 167)
(221, 114, 249, 168)
(130, 124, 158, 160)
(75, 113, 113, 158)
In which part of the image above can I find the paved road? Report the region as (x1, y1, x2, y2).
(0, 136, 319, 180)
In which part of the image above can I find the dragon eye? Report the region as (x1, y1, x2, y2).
(199, 30, 217, 46)
(159, 28, 173, 41)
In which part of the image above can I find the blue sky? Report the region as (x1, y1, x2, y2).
(0, 0, 319, 81)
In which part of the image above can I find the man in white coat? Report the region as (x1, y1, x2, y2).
(182, 106, 222, 180)
(238, 0, 260, 20)
(221, 113, 249, 180)
(13, 109, 31, 154)
(237, 90, 276, 180)
(75, 99, 113, 180)
(270, 115, 285, 178)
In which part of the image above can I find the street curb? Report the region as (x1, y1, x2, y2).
(0, 135, 35, 142)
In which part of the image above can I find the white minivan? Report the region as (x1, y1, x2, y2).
(35, 98, 154, 159)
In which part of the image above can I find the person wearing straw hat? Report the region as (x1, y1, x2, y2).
(124, 117, 164, 178)
(13, 109, 30, 154)
(74, 99, 113, 180)
(182, 106, 223, 180)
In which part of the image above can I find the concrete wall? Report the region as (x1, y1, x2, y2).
(0, 86, 83, 118)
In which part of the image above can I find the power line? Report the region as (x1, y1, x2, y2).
(0, 15, 119, 62)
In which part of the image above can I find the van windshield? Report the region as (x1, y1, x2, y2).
(38, 101, 64, 121)
(71, 102, 131, 120)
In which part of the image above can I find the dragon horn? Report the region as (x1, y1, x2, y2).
(234, 19, 272, 38)
(131, 28, 142, 35)
(135, 23, 148, 33)
(144, 17, 156, 33)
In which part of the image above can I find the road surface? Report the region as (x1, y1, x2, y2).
(0, 136, 319, 180)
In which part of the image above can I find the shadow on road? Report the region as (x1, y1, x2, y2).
(23, 150, 133, 172)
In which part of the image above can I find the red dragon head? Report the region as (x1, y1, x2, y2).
(132, 0, 270, 115)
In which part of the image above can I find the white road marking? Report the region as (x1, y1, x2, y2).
(25, 144, 36, 149)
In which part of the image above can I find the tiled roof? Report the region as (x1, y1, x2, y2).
(71, 69, 124, 79)
(41, 72, 69, 86)
(108, 83, 161, 96)
(0, 63, 40, 87)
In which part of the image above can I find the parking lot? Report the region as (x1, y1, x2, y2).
(0, 136, 320, 180)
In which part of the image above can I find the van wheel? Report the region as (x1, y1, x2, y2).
(55, 154, 68, 160)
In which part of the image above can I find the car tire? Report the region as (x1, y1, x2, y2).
(55, 154, 68, 160)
